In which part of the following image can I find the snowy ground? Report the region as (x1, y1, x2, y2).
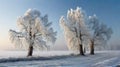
(0, 50, 120, 67)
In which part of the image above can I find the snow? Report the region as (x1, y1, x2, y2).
(0, 50, 120, 67)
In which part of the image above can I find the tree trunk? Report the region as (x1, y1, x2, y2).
(90, 40, 94, 55)
(84, 47, 86, 53)
(79, 44, 84, 55)
(27, 45, 33, 56)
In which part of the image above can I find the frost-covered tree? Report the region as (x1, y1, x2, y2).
(88, 15, 113, 55)
(9, 9, 57, 56)
(59, 7, 88, 55)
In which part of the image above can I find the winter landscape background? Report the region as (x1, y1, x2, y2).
(0, 0, 120, 67)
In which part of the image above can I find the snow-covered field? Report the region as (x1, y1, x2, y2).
(0, 50, 120, 67)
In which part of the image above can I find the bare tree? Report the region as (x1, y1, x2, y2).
(9, 9, 57, 56)
(59, 7, 88, 55)
(88, 15, 113, 55)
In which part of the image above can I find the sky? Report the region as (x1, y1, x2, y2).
(0, 0, 120, 50)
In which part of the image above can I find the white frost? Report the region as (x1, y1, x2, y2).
(9, 9, 57, 50)
(59, 7, 89, 51)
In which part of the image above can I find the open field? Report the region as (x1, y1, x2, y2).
(0, 51, 120, 67)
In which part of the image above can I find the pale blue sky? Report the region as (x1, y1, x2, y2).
(0, 0, 120, 50)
